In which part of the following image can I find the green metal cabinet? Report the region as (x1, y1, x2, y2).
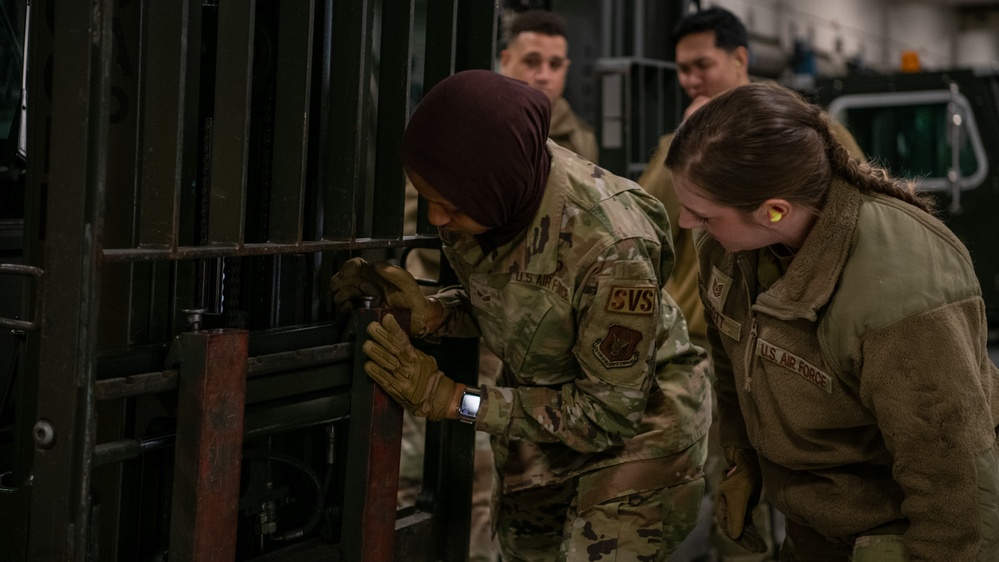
(810, 69, 999, 332)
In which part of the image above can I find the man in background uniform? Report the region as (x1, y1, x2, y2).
(639, 7, 865, 562)
(499, 9, 598, 164)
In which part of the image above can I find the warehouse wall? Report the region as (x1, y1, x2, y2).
(711, 0, 998, 72)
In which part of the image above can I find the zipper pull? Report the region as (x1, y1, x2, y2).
(744, 317, 759, 392)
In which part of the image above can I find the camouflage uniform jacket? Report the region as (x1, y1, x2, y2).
(696, 177, 999, 561)
(637, 132, 705, 349)
(431, 141, 712, 494)
(549, 97, 599, 165)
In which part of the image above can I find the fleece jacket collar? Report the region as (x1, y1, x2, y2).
(754, 177, 860, 322)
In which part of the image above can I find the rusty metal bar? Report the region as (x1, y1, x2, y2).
(100, 235, 440, 262)
(244, 341, 352, 376)
(95, 341, 353, 401)
(138, 0, 201, 248)
(168, 329, 249, 561)
(28, 0, 114, 558)
(269, 0, 315, 244)
(370, 0, 415, 241)
(93, 433, 175, 468)
(341, 306, 407, 561)
(243, 393, 350, 440)
(324, 0, 374, 241)
(207, 0, 255, 245)
(95, 369, 179, 401)
(92, 391, 353, 468)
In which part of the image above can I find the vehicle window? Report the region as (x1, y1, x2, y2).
(829, 90, 989, 192)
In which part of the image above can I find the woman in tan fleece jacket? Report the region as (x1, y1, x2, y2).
(663, 82, 999, 562)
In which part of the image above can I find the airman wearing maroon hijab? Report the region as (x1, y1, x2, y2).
(333, 70, 712, 561)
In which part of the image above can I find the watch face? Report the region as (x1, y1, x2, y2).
(459, 392, 481, 418)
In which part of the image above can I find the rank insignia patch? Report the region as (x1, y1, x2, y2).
(593, 325, 643, 368)
(707, 266, 733, 311)
(468, 279, 499, 313)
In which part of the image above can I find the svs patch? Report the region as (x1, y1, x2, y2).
(605, 286, 656, 315)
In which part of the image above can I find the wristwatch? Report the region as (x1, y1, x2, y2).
(456, 387, 481, 424)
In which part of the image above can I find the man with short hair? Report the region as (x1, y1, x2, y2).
(673, 7, 752, 121)
(639, 7, 754, 359)
(639, 12, 764, 562)
(499, 9, 599, 163)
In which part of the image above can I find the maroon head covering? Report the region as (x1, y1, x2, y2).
(402, 70, 551, 252)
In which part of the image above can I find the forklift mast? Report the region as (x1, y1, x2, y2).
(0, 1, 497, 560)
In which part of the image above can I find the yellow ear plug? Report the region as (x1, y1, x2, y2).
(768, 208, 783, 223)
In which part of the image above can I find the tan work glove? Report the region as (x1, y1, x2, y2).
(362, 314, 457, 421)
(715, 447, 768, 553)
(330, 257, 436, 337)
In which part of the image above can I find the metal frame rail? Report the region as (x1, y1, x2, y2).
(0, 0, 498, 560)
